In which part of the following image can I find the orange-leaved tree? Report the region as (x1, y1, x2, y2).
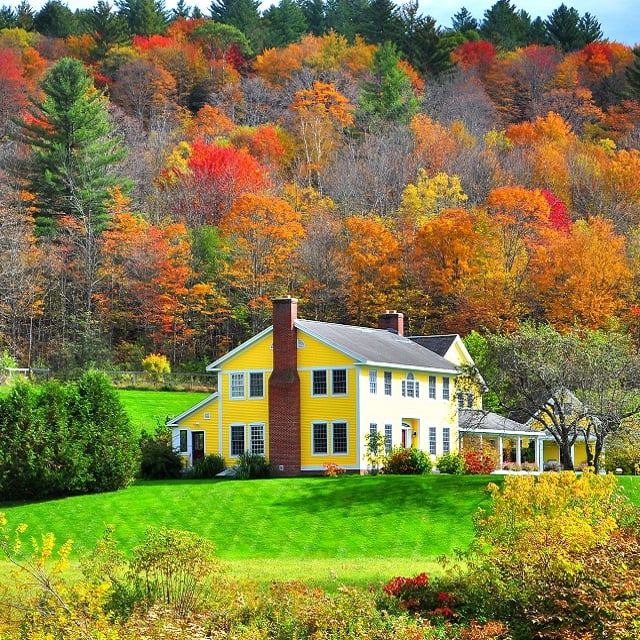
(530, 217, 632, 331)
(340, 215, 401, 325)
(290, 81, 354, 189)
(221, 192, 305, 332)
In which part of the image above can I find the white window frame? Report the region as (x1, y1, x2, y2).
(428, 375, 436, 400)
(332, 421, 348, 455)
(230, 373, 245, 399)
(443, 427, 451, 453)
(311, 421, 348, 455)
(384, 424, 393, 453)
(428, 426, 437, 456)
(402, 372, 416, 398)
(249, 372, 264, 399)
(442, 377, 450, 401)
(369, 370, 377, 394)
(230, 424, 245, 457)
(249, 423, 265, 455)
(312, 422, 329, 454)
(384, 371, 392, 396)
(332, 368, 348, 395)
(312, 370, 328, 396)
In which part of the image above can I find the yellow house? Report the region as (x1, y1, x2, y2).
(168, 298, 478, 475)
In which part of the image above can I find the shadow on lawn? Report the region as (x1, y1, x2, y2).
(269, 474, 496, 516)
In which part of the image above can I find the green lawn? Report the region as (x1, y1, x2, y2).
(117, 389, 210, 437)
(0, 475, 493, 587)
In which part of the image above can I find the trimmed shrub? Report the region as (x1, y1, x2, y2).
(235, 452, 272, 479)
(384, 446, 432, 474)
(436, 452, 467, 474)
(191, 453, 226, 478)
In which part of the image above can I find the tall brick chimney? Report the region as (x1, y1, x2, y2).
(268, 297, 301, 475)
(378, 310, 404, 336)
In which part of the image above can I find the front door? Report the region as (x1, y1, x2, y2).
(192, 431, 205, 462)
(401, 424, 412, 448)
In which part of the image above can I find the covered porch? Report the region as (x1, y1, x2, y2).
(458, 409, 589, 471)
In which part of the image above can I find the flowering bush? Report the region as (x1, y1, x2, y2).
(383, 573, 457, 619)
(384, 447, 432, 475)
(463, 443, 499, 474)
(323, 462, 346, 477)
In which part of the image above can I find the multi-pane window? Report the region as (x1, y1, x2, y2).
(230, 424, 245, 456)
(369, 370, 377, 394)
(457, 391, 475, 409)
(443, 427, 451, 453)
(249, 372, 264, 398)
(429, 426, 437, 456)
(312, 370, 328, 396)
(230, 373, 245, 399)
(313, 422, 328, 454)
(332, 369, 347, 395)
(312, 422, 348, 454)
(333, 422, 348, 454)
(179, 429, 188, 452)
(250, 423, 265, 455)
(402, 372, 416, 398)
(384, 371, 392, 396)
(442, 377, 450, 401)
(384, 424, 393, 453)
(428, 375, 436, 399)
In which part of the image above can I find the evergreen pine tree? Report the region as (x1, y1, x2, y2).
(34, 0, 78, 37)
(82, 0, 128, 58)
(359, 41, 418, 127)
(299, 0, 326, 36)
(14, 57, 129, 236)
(626, 47, 640, 101)
(115, 0, 167, 36)
(480, 0, 530, 50)
(209, 0, 264, 50)
(263, 0, 308, 48)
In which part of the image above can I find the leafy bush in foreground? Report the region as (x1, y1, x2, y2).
(457, 471, 640, 639)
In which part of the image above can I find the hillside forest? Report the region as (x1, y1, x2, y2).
(1, 0, 640, 373)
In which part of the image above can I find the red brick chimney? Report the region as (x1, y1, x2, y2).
(268, 297, 301, 475)
(378, 310, 404, 336)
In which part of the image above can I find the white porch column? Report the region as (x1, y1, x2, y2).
(516, 437, 522, 465)
(499, 436, 504, 465)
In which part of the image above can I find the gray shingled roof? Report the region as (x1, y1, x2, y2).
(459, 408, 529, 433)
(296, 319, 459, 372)
(409, 335, 458, 357)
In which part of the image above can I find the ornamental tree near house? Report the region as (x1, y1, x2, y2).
(476, 323, 640, 472)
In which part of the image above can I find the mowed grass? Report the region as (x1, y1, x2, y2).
(0, 475, 493, 587)
(118, 389, 211, 436)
